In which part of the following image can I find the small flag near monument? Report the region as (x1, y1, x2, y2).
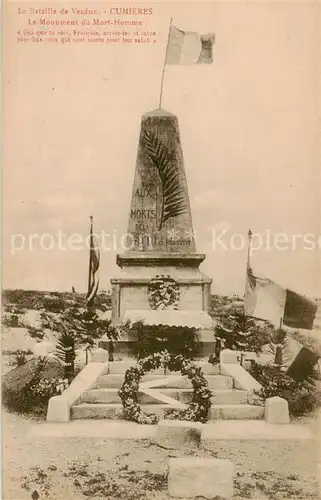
(86, 216, 100, 307)
(244, 267, 317, 330)
(244, 229, 317, 329)
(244, 269, 286, 327)
(165, 25, 215, 65)
(283, 289, 318, 330)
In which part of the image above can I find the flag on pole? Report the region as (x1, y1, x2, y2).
(165, 25, 215, 65)
(244, 268, 286, 327)
(244, 266, 317, 330)
(283, 290, 318, 330)
(86, 217, 100, 308)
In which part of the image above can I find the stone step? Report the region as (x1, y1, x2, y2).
(71, 403, 264, 421)
(71, 403, 123, 420)
(212, 404, 265, 420)
(83, 388, 179, 404)
(107, 361, 220, 375)
(97, 374, 233, 390)
(183, 390, 248, 405)
(82, 388, 248, 405)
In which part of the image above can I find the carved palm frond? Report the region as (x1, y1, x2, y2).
(143, 129, 188, 230)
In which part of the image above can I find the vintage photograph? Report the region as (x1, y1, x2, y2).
(2, 1, 321, 499)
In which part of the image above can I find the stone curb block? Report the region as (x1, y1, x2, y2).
(90, 348, 109, 363)
(265, 396, 290, 424)
(220, 349, 239, 364)
(155, 419, 203, 449)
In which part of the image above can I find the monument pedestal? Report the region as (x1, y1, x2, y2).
(99, 253, 214, 358)
(112, 253, 212, 324)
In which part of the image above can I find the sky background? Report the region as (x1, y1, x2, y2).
(3, 1, 320, 297)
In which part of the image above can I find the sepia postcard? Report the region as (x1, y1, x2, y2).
(2, 1, 321, 499)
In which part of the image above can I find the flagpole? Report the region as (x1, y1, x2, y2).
(244, 228, 252, 292)
(87, 215, 93, 298)
(86, 216, 94, 355)
(279, 289, 285, 331)
(244, 228, 253, 315)
(247, 228, 252, 269)
(158, 17, 173, 109)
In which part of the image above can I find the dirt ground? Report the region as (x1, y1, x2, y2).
(2, 410, 321, 500)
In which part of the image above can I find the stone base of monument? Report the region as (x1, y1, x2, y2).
(155, 419, 203, 449)
(99, 328, 215, 359)
(265, 396, 290, 424)
(66, 359, 268, 422)
(168, 457, 234, 499)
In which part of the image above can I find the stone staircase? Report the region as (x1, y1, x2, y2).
(70, 361, 265, 421)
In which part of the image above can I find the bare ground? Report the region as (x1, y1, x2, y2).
(2, 410, 320, 500)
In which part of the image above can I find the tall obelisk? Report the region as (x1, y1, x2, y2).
(111, 108, 212, 333)
(123, 108, 195, 256)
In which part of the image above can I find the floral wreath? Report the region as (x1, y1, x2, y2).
(118, 351, 212, 425)
(147, 274, 180, 310)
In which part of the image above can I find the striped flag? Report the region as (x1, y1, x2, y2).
(283, 290, 318, 330)
(244, 267, 317, 330)
(244, 268, 286, 327)
(86, 217, 100, 308)
(165, 25, 215, 65)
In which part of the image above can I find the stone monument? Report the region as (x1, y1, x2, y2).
(100, 108, 213, 356)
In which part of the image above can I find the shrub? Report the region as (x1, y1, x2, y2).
(48, 307, 121, 379)
(250, 363, 295, 395)
(94, 292, 112, 311)
(249, 362, 321, 417)
(214, 310, 268, 353)
(42, 295, 65, 313)
(210, 294, 244, 320)
(287, 385, 321, 416)
(2, 311, 25, 328)
(6, 349, 32, 367)
(27, 325, 45, 340)
(29, 377, 69, 404)
(55, 331, 76, 382)
(2, 290, 46, 310)
(2, 358, 67, 416)
(2, 289, 112, 312)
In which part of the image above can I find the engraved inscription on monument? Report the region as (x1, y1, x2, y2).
(126, 109, 196, 253)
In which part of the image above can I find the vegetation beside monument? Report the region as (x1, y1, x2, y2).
(40, 307, 120, 381)
(212, 307, 321, 417)
(2, 358, 68, 416)
(2, 289, 111, 312)
(249, 362, 321, 417)
(1, 296, 121, 416)
(214, 309, 270, 354)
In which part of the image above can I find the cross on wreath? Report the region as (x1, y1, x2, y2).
(140, 376, 186, 409)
